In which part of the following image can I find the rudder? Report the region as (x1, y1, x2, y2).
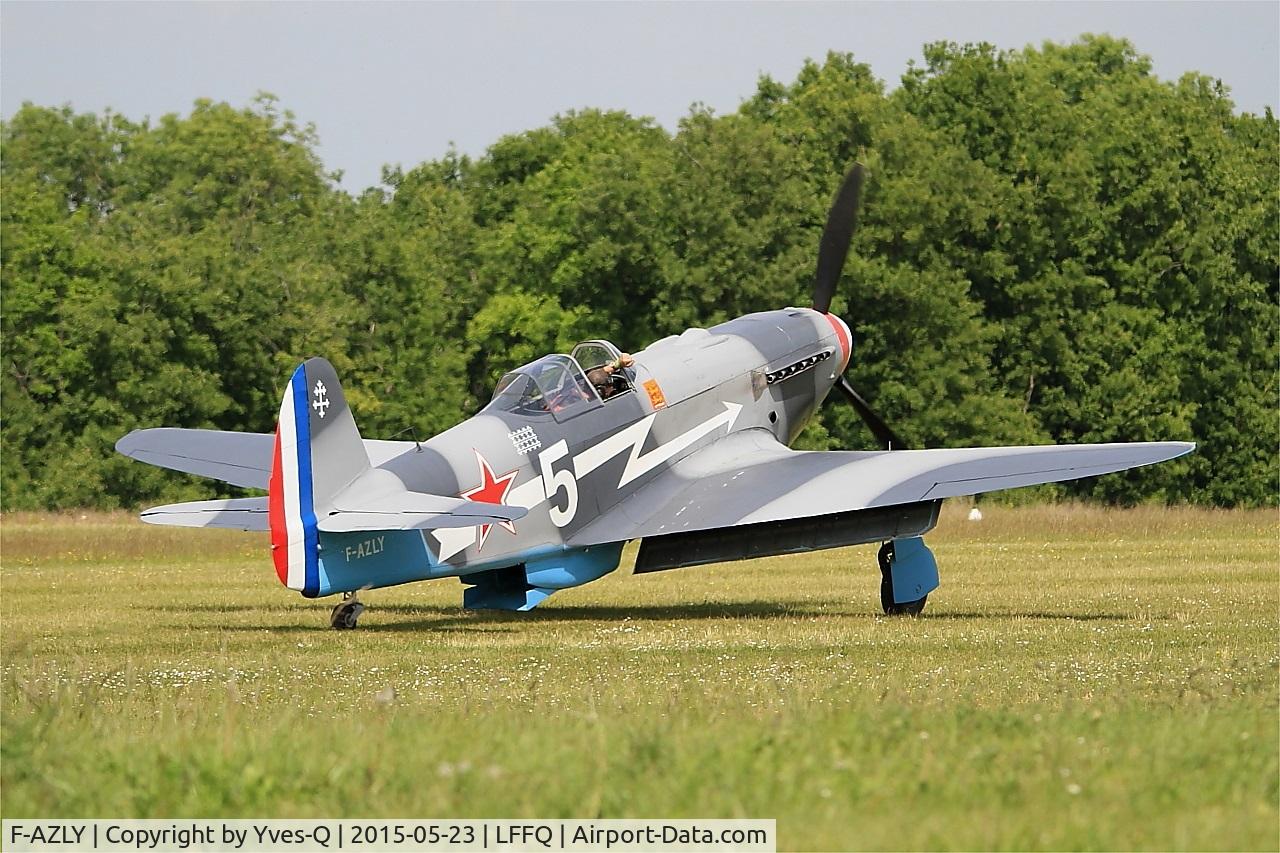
(268, 357, 370, 597)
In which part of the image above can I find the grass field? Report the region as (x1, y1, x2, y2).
(1, 505, 1276, 850)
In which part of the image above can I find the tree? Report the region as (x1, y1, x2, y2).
(2, 39, 1275, 509)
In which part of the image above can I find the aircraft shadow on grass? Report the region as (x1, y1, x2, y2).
(141, 600, 1136, 633)
(363, 600, 820, 633)
(146, 600, 816, 633)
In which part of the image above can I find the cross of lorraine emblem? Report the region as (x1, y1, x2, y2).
(312, 379, 330, 418)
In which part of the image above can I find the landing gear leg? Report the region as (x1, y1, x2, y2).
(878, 541, 928, 616)
(330, 591, 365, 629)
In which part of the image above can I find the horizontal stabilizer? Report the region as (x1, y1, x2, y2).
(318, 500, 527, 532)
(115, 428, 418, 489)
(318, 469, 528, 533)
(117, 429, 275, 489)
(140, 498, 269, 531)
(142, 492, 526, 537)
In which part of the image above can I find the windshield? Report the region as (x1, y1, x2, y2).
(486, 373, 548, 417)
(485, 355, 599, 420)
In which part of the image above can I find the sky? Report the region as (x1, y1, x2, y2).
(3, 1, 1277, 193)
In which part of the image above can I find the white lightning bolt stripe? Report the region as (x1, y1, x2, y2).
(431, 402, 742, 562)
(573, 402, 742, 488)
(508, 476, 547, 510)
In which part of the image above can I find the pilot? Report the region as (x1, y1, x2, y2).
(587, 353, 634, 400)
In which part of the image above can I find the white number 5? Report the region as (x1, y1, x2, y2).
(539, 440, 578, 527)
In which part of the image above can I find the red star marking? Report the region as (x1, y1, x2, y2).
(460, 449, 520, 551)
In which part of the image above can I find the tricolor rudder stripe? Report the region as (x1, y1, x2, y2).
(267, 357, 372, 598)
(268, 363, 321, 597)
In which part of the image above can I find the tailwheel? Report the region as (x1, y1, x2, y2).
(878, 541, 927, 616)
(330, 592, 365, 629)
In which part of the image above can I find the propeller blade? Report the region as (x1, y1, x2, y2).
(812, 165, 906, 451)
(836, 375, 907, 450)
(812, 164, 867, 314)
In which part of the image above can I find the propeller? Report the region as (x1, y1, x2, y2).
(812, 164, 866, 315)
(812, 164, 909, 451)
(834, 376, 905, 450)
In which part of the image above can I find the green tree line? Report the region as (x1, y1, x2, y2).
(3, 36, 1276, 509)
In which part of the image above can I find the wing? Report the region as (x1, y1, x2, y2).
(569, 429, 1194, 545)
(115, 428, 415, 489)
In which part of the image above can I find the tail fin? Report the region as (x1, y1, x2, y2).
(269, 357, 370, 596)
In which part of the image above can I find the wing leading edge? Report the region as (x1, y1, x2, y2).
(569, 429, 1194, 546)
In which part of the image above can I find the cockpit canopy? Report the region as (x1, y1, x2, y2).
(485, 354, 598, 421)
(484, 341, 633, 421)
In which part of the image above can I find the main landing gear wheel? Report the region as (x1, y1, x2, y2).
(330, 593, 365, 630)
(878, 542, 927, 616)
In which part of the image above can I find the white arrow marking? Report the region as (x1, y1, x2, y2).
(433, 474, 550, 561)
(432, 526, 475, 561)
(574, 402, 741, 489)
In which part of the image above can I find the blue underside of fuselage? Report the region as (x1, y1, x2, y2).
(312, 529, 623, 609)
(315, 529, 440, 595)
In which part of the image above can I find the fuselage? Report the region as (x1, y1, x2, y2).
(310, 308, 852, 596)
